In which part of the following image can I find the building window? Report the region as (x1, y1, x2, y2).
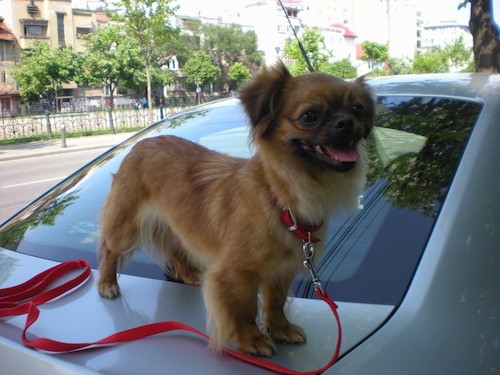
(0, 45, 4, 61)
(76, 27, 91, 38)
(24, 25, 44, 36)
(57, 13, 66, 46)
(1, 71, 6, 83)
(21, 19, 48, 37)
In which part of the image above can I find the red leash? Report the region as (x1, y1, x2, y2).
(0, 259, 341, 374)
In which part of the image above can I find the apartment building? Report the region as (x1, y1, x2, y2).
(0, 16, 18, 117)
(0, 0, 103, 116)
(177, 0, 359, 66)
(423, 21, 473, 50)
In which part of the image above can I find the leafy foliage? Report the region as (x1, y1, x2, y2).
(199, 24, 263, 90)
(78, 25, 144, 109)
(360, 41, 389, 71)
(284, 27, 330, 74)
(228, 62, 251, 89)
(321, 59, 357, 79)
(11, 42, 79, 109)
(443, 36, 473, 71)
(412, 50, 449, 73)
(284, 29, 357, 78)
(105, 0, 180, 114)
(183, 51, 221, 87)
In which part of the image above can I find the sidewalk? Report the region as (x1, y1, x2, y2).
(0, 132, 137, 162)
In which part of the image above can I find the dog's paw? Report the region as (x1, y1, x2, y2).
(180, 271, 202, 286)
(238, 334, 277, 357)
(98, 281, 120, 299)
(269, 323, 307, 344)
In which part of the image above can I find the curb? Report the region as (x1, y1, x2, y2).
(0, 143, 118, 162)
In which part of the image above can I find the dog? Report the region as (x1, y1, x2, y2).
(97, 62, 375, 357)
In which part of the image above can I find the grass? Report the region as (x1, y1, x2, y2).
(0, 126, 144, 146)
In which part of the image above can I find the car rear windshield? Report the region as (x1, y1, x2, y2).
(0, 96, 482, 306)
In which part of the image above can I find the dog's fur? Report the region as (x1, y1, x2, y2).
(97, 62, 375, 357)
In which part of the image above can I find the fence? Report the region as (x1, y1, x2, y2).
(0, 107, 190, 140)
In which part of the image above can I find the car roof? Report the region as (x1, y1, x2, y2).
(368, 73, 500, 104)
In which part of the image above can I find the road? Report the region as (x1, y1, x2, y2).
(0, 148, 106, 223)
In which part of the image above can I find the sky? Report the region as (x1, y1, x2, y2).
(419, 0, 500, 25)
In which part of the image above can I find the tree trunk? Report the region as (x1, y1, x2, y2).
(468, 0, 500, 72)
(146, 64, 154, 124)
(108, 83, 116, 134)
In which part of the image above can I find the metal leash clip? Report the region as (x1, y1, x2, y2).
(302, 232, 326, 296)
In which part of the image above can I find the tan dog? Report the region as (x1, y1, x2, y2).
(97, 62, 375, 357)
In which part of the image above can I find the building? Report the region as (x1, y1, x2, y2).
(176, 0, 359, 66)
(0, 0, 103, 115)
(423, 21, 473, 50)
(0, 16, 19, 117)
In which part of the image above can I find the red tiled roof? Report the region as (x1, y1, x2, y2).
(331, 23, 358, 38)
(0, 84, 20, 96)
(96, 12, 110, 22)
(0, 20, 16, 41)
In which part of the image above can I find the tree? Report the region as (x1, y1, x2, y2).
(321, 59, 357, 79)
(386, 57, 414, 75)
(444, 36, 473, 72)
(228, 62, 251, 91)
(360, 41, 389, 71)
(106, 0, 180, 120)
(200, 24, 263, 91)
(183, 51, 221, 103)
(459, 0, 500, 72)
(11, 42, 79, 112)
(78, 26, 144, 110)
(412, 50, 450, 73)
(284, 27, 330, 74)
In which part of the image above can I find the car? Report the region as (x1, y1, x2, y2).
(1, 73, 499, 375)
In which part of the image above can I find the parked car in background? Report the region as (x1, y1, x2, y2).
(1, 73, 499, 374)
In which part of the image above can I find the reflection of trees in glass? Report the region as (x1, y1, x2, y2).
(0, 191, 80, 249)
(367, 97, 481, 217)
(0, 252, 19, 285)
(158, 110, 210, 131)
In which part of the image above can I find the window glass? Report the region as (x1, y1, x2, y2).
(292, 96, 481, 305)
(24, 25, 44, 36)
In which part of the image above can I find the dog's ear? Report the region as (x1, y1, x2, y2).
(354, 75, 376, 137)
(238, 61, 292, 140)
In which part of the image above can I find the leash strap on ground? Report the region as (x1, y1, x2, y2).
(0, 259, 341, 374)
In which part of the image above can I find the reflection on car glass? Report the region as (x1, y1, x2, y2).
(293, 96, 482, 305)
(199, 126, 253, 158)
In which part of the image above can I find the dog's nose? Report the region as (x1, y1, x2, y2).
(333, 117, 354, 131)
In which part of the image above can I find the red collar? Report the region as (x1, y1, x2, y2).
(281, 208, 322, 243)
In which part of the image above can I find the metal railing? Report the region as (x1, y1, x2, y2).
(0, 107, 190, 140)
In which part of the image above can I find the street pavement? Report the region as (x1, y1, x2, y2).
(0, 132, 137, 162)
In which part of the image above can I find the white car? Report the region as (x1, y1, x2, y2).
(1, 73, 499, 374)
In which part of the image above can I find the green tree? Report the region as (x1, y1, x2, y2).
(11, 42, 79, 112)
(412, 50, 449, 73)
(183, 51, 221, 103)
(228, 62, 250, 90)
(78, 26, 144, 110)
(284, 27, 330, 75)
(444, 36, 473, 71)
(386, 57, 414, 75)
(106, 0, 180, 120)
(200, 23, 263, 90)
(360, 41, 389, 71)
(320, 58, 357, 78)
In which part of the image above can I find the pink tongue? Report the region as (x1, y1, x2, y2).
(323, 146, 360, 162)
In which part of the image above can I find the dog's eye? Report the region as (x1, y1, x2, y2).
(352, 104, 365, 117)
(300, 110, 320, 125)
